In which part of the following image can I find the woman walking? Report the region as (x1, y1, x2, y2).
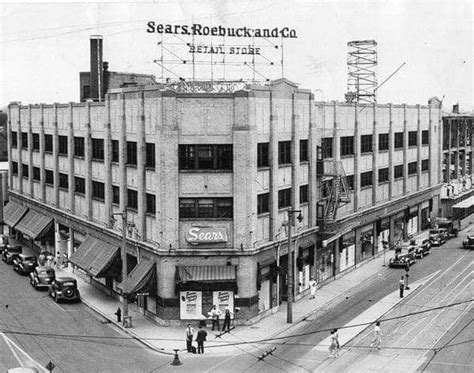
(328, 329, 340, 357)
(370, 321, 383, 350)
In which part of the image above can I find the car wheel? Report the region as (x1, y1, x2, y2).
(33, 280, 38, 290)
(54, 293, 59, 303)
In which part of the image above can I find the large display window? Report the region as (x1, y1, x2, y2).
(360, 225, 374, 260)
(339, 232, 355, 272)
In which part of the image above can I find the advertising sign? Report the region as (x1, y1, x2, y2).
(180, 291, 202, 319)
(213, 291, 234, 319)
(185, 227, 228, 245)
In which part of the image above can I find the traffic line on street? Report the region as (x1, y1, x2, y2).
(1, 332, 48, 372)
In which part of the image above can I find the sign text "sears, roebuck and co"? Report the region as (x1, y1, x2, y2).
(147, 22, 297, 38)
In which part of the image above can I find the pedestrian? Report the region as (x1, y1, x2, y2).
(185, 324, 195, 352)
(399, 275, 405, 298)
(328, 328, 340, 357)
(309, 279, 317, 299)
(210, 305, 222, 331)
(370, 321, 383, 350)
(222, 307, 232, 332)
(196, 325, 207, 354)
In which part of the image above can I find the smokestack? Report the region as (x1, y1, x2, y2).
(90, 35, 103, 102)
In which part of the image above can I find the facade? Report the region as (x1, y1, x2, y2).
(440, 105, 474, 219)
(6, 79, 443, 324)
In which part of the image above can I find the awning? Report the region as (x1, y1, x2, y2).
(69, 236, 119, 277)
(177, 266, 237, 283)
(15, 210, 53, 240)
(452, 196, 474, 209)
(122, 259, 156, 295)
(3, 201, 28, 227)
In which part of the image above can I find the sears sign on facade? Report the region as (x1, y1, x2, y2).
(185, 227, 228, 245)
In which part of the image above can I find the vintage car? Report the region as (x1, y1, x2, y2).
(48, 277, 81, 303)
(0, 234, 10, 252)
(413, 239, 431, 258)
(389, 243, 416, 267)
(429, 228, 448, 246)
(13, 254, 38, 275)
(2, 245, 23, 264)
(435, 218, 459, 238)
(461, 232, 474, 250)
(29, 266, 56, 289)
(38, 251, 55, 267)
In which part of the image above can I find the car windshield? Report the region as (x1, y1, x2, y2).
(38, 268, 54, 275)
(25, 257, 36, 261)
(60, 282, 76, 287)
(429, 230, 439, 234)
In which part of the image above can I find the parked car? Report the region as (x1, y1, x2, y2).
(2, 245, 23, 264)
(29, 266, 56, 289)
(38, 251, 55, 267)
(413, 239, 431, 258)
(389, 243, 416, 267)
(435, 218, 459, 238)
(13, 254, 38, 275)
(48, 277, 80, 303)
(0, 234, 10, 252)
(461, 232, 474, 250)
(429, 228, 448, 246)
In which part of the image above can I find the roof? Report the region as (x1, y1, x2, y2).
(3, 201, 28, 227)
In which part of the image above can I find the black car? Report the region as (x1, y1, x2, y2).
(414, 239, 431, 258)
(29, 266, 56, 289)
(0, 234, 10, 253)
(389, 244, 416, 267)
(2, 245, 23, 264)
(13, 254, 38, 275)
(48, 277, 81, 303)
(461, 232, 474, 250)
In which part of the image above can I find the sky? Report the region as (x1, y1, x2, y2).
(0, 0, 472, 111)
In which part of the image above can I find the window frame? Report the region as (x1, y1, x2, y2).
(179, 198, 233, 219)
(257, 193, 270, 214)
(91, 138, 104, 161)
(360, 135, 373, 153)
(179, 144, 233, 171)
(126, 141, 137, 166)
(21, 132, 28, 150)
(394, 132, 404, 149)
(58, 135, 68, 156)
(323, 137, 333, 159)
(421, 159, 429, 172)
(394, 164, 404, 179)
(112, 185, 120, 205)
(278, 141, 292, 165)
(145, 143, 156, 169)
(92, 181, 105, 201)
(340, 136, 354, 156)
(257, 143, 269, 168)
(11, 132, 18, 148)
(146, 193, 156, 214)
(360, 171, 373, 188)
(111, 140, 119, 163)
(422, 130, 429, 145)
(300, 184, 309, 204)
(378, 133, 389, 151)
(408, 131, 418, 147)
(408, 161, 418, 175)
(44, 134, 53, 153)
(74, 137, 85, 157)
(278, 188, 292, 209)
(378, 167, 389, 183)
(127, 189, 138, 210)
(300, 140, 309, 162)
(74, 177, 85, 194)
(32, 167, 40, 181)
(22, 164, 29, 179)
(45, 170, 54, 185)
(59, 173, 69, 190)
(32, 133, 40, 151)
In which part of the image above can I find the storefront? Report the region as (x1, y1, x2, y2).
(296, 245, 313, 293)
(339, 232, 355, 272)
(406, 206, 419, 237)
(359, 224, 374, 260)
(377, 218, 390, 253)
(257, 261, 275, 312)
(393, 211, 405, 242)
(316, 242, 334, 283)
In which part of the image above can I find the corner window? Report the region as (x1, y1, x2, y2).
(278, 188, 291, 209)
(126, 141, 137, 166)
(179, 145, 233, 170)
(394, 132, 404, 149)
(379, 134, 389, 151)
(278, 141, 291, 165)
(91, 138, 104, 161)
(340, 136, 354, 156)
(127, 189, 138, 210)
(394, 164, 404, 179)
(257, 143, 269, 168)
(361, 135, 373, 153)
(408, 131, 417, 147)
(257, 193, 269, 214)
(360, 171, 373, 188)
(300, 140, 308, 162)
(179, 198, 233, 219)
(146, 143, 155, 168)
(74, 137, 85, 157)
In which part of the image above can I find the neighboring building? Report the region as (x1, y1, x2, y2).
(0, 111, 9, 229)
(0, 111, 7, 161)
(6, 79, 443, 323)
(440, 104, 474, 219)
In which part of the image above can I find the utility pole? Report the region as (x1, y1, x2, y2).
(112, 211, 129, 327)
(286, 209, 303, 324)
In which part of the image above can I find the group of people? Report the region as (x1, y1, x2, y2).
(185, 305, 233, 354)
(328, 322, 383, 358)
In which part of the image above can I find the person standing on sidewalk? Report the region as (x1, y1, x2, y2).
(309, 279, 317, 299)
(370, 321, 383, 350)
(399, 276, 405, 298)
(210, 305, 222, 331)
(328, 329, 340, 357)
(196, 326, 207, 354)
(185, 324, 195, 352)
(221, 307, 232, 332)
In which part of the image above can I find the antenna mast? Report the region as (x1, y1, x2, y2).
(346, 40, 377, 103)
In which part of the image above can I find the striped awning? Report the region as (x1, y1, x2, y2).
(15, 210, 53, 240)
(3, 201, 28, 227)
(178, 265, 237, 283)
(122, 259, 156, 295)
(69, 236, 119, 277)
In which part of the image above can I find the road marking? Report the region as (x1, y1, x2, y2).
(427, 360, 474, 367)
(1, 332, 48, 372)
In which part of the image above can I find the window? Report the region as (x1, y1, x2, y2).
(45, 170, 54, 185)
(408, 131, 417, 147)
(340, 136, 354, 156)
(278, 141, 291, 165)
(257, 143, 269, 168)
(257, 193, 269, 214)
(33, 167, 40, 181)
(126, 141, 137, 165)
(111, 140, 119, 162)
(179, 145, 233, 170)
(92, 181, 105, 200)
(91, 138, 104, 161)
(345, 175, 354, 190)
(379, 134, 389, 151)
(278, 188, 291, 209)
(127, 189, 138, 209)
(179, 198, 233, 219)
(360, 171, 373, 188)
(22, 164, 29, 178)
(394, 165, 404, 179)
(112, 185, 120, 204)
(58, 136, 68, 155)
(11, 162, 18, 175)
(408, 161, 417, 175)
(32, 134, 40, 151)
(300, 184, 309, 203)
(378, 168, 389, 183)
(44, 134, 53, 152)
(146, 143, 155, 168)
(361, 135, 373, 153)
(59, 173, 68, 189)
(300, 140, 308, 162)
(75, 177, 85, 194)
(21, 133, 28, 149)
(11, 132, 17, 148)
(394, 132, 404, 148)
(422, 130, 429, 145)
(146, 193, 156, 214)
(422, 159, 429, 172)
(323, 138, 333, 159)
(74, 137, 85, 157)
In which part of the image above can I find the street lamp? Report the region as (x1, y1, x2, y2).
(286, 209, 303, 324)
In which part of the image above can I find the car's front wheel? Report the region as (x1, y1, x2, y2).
(54, 293, 59, 303)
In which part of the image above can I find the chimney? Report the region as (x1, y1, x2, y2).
(90, 35, 104, 102)
(453, 103, 459, 114)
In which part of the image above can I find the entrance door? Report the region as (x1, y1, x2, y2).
(258, 279, 271, 312)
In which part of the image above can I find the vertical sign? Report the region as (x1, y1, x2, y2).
(213, 291, 234, 318)
(180, 291, 202, 319)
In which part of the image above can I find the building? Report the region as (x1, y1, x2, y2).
(440, 104, 474, 219)
(6, 78, 445, 324)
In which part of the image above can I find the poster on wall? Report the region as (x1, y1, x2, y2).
(180, 291, 203, 319)
(213, 291, 234, 318)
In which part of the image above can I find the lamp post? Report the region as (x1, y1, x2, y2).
(112, 211, 129, 327)
(286, 209, 303, 324)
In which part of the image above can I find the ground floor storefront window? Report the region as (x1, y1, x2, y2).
(407, 207, 419, 237)
(179, 289, 235, 320)
(377, 218, 390, 253)
(360, 225, 374, 260)
(339, 232, 355, 272)
(393, 212, 405, 243)
(316, 243, 334, 283)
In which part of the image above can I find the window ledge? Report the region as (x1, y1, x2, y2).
(278, 164, 292, 168)
(257, 166, 270, 171)
(179, 169, 232, 173)
(360, 185, 373, 190)
(299, 160, 309, 165)
(378, 181, 389, 185)
(179, 218, 233, 221)
(361, 151, 373, 155)
(341, 154, 355, 158)
(91, 159, 105, 163)
(73, 156, 85, 160)
(378, 149, 389, 153)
